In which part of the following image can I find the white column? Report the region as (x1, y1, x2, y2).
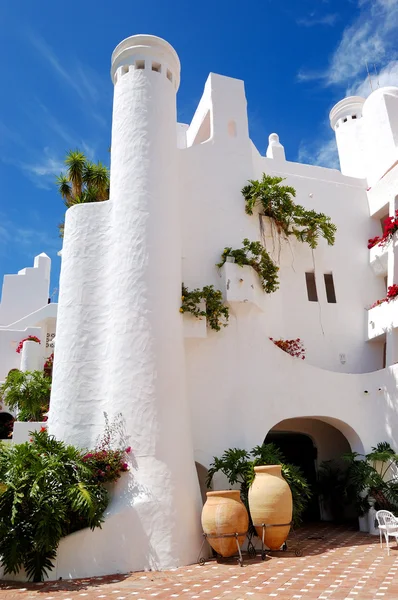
(20, 340, 42, 372)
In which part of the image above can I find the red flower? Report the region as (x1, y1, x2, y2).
(125, 446, 132, 454)
(40, 426, 47, 433)
(16, 336, 41, 354)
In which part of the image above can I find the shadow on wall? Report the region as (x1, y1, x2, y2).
(196, 461, 209, 505)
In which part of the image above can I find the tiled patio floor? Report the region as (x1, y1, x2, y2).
(1, 523, 398, 600)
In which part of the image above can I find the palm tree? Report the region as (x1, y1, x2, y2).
(56, 150, 110, 237)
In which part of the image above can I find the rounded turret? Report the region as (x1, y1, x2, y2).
(362, 86, 398, 185)
(49, 34, 202, 577)
(329, 96, 366, 179)
(111, 34, 180, 89)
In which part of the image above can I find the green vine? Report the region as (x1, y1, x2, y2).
(181, 284, 229, 332)
(242, 174, 336, 249)
(216, 238, 279, 294)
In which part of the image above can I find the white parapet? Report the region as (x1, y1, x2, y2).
(367, 300, 398, 340)
(0, 253, 51, 327)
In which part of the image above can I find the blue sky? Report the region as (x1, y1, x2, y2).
(0, 0, 397, 296)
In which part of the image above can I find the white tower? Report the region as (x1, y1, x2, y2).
(329, 96, 366, 179)
(49, 35, 202, 577)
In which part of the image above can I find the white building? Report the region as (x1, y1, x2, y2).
(2, 33, 398, 579)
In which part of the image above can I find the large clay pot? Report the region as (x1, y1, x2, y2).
(248, 465, 293, 550)
(201, 490, 249, 557)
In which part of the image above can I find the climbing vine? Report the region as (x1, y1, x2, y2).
(216, 238, 279, 294)
(242, 174, 336, 249)
(180, 285, 229, 332)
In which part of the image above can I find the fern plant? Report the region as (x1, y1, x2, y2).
(242, 174, 336, 249)
(216, 238, 279, 294)
(0, 429, 122, 581)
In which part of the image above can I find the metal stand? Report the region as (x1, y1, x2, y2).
(253, 522, 303, 558)
(198, 532, 246, 566)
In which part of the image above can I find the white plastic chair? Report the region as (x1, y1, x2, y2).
(376, 510, 398, 555)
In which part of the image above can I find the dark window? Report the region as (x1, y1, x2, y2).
(305, 272, 318, 302)
(324, 273, 337, 303)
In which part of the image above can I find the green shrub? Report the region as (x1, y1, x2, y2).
(0, 428, 130, 582)
(242, 174, 336, 249)
(181, 284, 229, 331)
(0, 370, 51, 422)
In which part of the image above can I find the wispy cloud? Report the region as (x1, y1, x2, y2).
(27, 31, 109, 129)
(297, 13, 339, 27)
(28, 33, 88, 101)
(0, 214, 60, 258)
(297, 137, 339, 170)
(297, 0, 398, 89)
(296, 0, 398, 170)
(348, 59, 398, 96)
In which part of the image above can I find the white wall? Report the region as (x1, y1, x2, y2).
(0, 253, 50, 326)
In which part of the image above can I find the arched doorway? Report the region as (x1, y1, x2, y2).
(0, 412, 14, 440)
(265, 417, 356, 522)
(265, 430, 320, 521)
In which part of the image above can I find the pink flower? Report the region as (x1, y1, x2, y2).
(121, 462, 128, 470)
(125, 446, 132, 454)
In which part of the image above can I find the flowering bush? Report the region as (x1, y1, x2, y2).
(82, 448, 130, 483)
(16, 336, 41, 354)
(82, 413, 131, 483)
(368, 211, 398, 249)
(270, 337, 306, 360)
(369, 284, 398, 309)
(44, 353, 54, 377)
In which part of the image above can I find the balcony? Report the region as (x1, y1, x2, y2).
(219, 262, 264, 312)
(367, 300, 398, 340)
(369, 243, 388, 276)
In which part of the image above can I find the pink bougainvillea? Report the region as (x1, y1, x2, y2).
(368, 211, 398, 249)
(270, 337, 306, 360)
(369, 284, 398, 309)
(16, 336, 41, 354)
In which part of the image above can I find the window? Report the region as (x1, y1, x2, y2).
(305, 272, 318, 302)
(324, 273, 337, 303)
(152, 62, 161, 72)
(135, 60, 145, 70)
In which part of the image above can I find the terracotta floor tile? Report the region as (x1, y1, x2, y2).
(2, 525, 398, 600)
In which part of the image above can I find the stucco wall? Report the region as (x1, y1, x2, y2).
(0, 253, 50, 327)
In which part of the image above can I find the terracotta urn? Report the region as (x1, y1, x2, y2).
(201, 490, 249, 557)
(248, 465, 293, 550)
